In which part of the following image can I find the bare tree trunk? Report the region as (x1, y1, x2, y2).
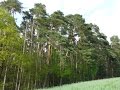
(17, 67, 23, 90)
(23, 22, 27, 54)
(30, 19, 34, 54)
(60, 77, 62, 86)
(34, 59, 38, 89)
(59, 46, 63, 86)
(47, 41, 51, 65)
(27, 73, 31, 90)
(15, 67, 19, 90)
(34, 29, 39, 89)
(0, 62, 4, 80)
(2, 66, 8, 90)
(43, 74, 48, 88)
(75, 52, 78, 82)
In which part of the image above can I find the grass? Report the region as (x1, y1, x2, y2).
(36, 77, 120, 90)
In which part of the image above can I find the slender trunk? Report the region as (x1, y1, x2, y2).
(75, 52, 78, 82)
(43, 74, 48, 88)
(34, 30, 39, 89)
(59, 46, 63, 86)
(112, 68, 113, 77)
(53, 74, 54, 86)
(30, 20, 34, 54)
(105, 56, 109, 77)
(15, 67, 19, 90)
(60, 77, 62, 86)
(47, 41, 51, 65)
(17, 67, 23, 90)
(23, 22, 27, 54)
(2, 66, 8, 90)
(0, 62, 4, 79)
(23, 77, 27, 90)
(34, 59, 38, 89)
(27, 73, 31, 90)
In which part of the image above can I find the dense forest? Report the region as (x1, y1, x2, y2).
(0, 0, 120, 90)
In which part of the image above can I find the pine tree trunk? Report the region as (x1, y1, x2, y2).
(47, 41, 51, 65)
(30, 20, 34, 54)
(23, 22, 27, 54)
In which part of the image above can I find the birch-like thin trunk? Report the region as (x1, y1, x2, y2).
(2, 66, 8, 90)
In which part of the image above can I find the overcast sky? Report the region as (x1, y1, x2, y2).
(0, 0, 120, 40)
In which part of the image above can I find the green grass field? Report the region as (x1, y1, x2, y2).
(37, 77, 120, 90)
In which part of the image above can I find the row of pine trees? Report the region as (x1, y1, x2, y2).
(0, 0, 120, 90)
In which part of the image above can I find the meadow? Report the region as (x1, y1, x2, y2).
(37, 77, 120, 90)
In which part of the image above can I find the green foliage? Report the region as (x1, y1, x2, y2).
(0, 0, 22, 14)
(0, 1, 120, 90)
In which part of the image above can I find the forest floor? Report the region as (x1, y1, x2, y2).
(36, 77, 120, 90)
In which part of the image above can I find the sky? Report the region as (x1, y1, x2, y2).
(0, 0, 120, 41)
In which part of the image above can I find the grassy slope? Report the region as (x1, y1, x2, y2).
(37, 77, 120, 90)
